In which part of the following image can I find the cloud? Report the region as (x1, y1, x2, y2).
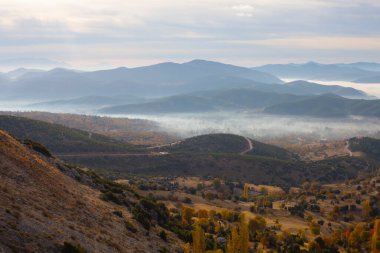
(232, 4, 254, 17)
(0, 0, 379, 67)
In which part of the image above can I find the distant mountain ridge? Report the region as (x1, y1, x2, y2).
(353, 75, 380, 83)
(0, 60, 283, 100)
(264, 94, 380, 117)
(99, 88, 380, 118)
(253, 62, 380, 82)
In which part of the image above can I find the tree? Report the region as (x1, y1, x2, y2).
(363, 200, 372, 219)
(182, 206, 194, 226)
(309, 221, 321, 236)
(239, 219, 249, 253)
(348, 223, 364, 249)
(242, 184, 249, 199)
(226, 219, 249, 253)
(213, 178, 221, 190)
(184, 243, 191, 253)
(372, 219, 380, 253)
(198, 209, 209, 219)
(192, 224, 206, 253)
(259, 187, 268, 196)
(248, 215, 266, 235)
(227, 227, 240, 253)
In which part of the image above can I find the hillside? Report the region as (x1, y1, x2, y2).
(0, 111, 175, 145)
(0, 115, 140, 153)
(282, 80, 367, 98)
(159, 133, 298, 160)
(100, 95, 220, 114)
(264, 94, 380, 117)
(164, 134, 249, 154)
(30, 95, 147, 110)
(0, 129, 182, 252)
(67, 152, 373, 189)
(246, 139, 299, 160)
(349, 137, 380, 160)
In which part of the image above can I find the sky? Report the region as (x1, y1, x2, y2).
(0, 0, 380, 70)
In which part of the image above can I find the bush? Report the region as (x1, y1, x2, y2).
(112, 210, 123, 217)
(124, 220, 138, 233)
(183, 197, 192, 204)
(100, 191, 122, 205)
(61, 242, 86, 253)
(23, 139, 52, 157)
(132, 205, 151, 230)
(159, 230, 168, 241)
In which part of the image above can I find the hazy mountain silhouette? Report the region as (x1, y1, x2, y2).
(100, 89, 380, 118)
(264, 94, 380, 117)
(353, 75, 380, 83)
(0, 60, 283, 100)
(253, 62, 379, 81)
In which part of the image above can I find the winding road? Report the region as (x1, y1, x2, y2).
(240, 137, 253, 155)
(56, 136, 255, 158)
(345, 141, 353, 157)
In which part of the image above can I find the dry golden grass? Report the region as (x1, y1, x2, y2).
(0, 130, 182, 252)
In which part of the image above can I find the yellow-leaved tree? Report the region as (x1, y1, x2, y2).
(184, 243, 191, 253)
(227, 218, 249, 253)
(242, 184, 249, 199)
(192, 224, 206, 253)
(239, 219, 249, 253)
(372, 219, 380, 253)
(227, 227, 240, 253)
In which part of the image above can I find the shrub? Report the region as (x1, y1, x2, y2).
(124, 220, 138, 233)
(183, 197, 192, 204)
(159, 230, 168, 241)
(112, 210, 123, 217)
(23, 139, 52, 157)
(61, 242, 86, 253)
(132, 205, 151, 230)
(100, 191, 122, 205)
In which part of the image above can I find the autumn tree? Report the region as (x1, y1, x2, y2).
(184, 243, 191, 253)
(239, 219, 249, 253)
(248, 215, 267, 236)
(242, 184, 249, 200)
(213, 178, 221, 190)
(309, 221, 321, 236)
(182, 206, 195, 226)
(227, 227, 240, 253)
(226, 219, 249, 253)
(372, 219, 380, 253)
(362, 199, 372, 219)
(192, 224, 206, 253)
(198, 209, 209, 219)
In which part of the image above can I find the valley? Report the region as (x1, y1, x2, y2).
(1, 61, 380, 253)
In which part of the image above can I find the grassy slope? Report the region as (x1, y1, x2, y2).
(0, 115, 140, 153)
(0, 129, 181, 252)
(64, 153, 373, 189)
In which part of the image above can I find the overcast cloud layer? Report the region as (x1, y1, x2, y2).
(0, 0, 380, 69)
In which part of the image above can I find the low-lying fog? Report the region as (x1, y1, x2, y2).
(2, 79, 379, 141)
(103, 112, 380, 141)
